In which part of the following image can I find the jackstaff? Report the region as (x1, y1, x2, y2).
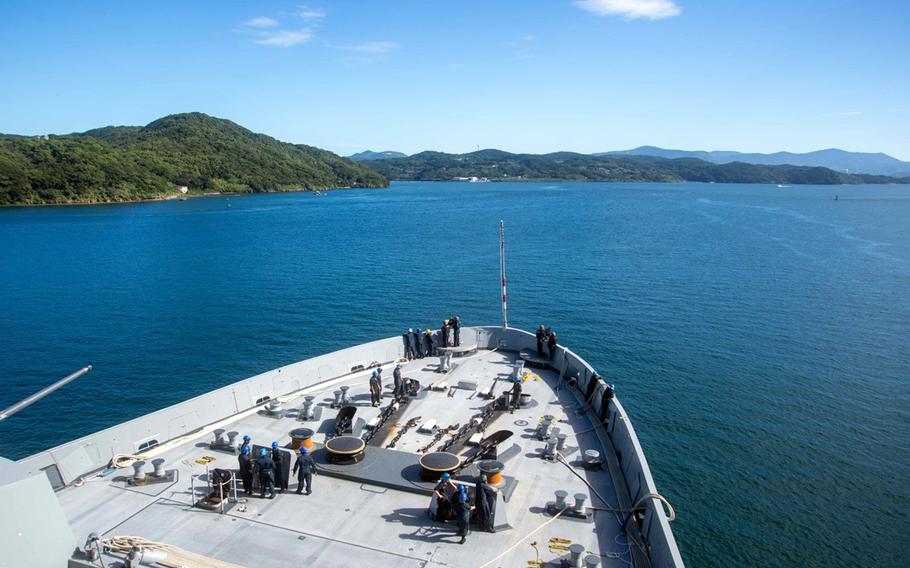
(500, 220, 508, 330)
(0, 365, 92, 421)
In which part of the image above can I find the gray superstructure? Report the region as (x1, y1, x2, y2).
(2, 326, 684, 568)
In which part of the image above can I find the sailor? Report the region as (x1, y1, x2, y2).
(586, 371, 603, 404)
(433, 472, 456, 522)
(454, 486, 474, 544)
(510, 376, 522, 412)
(601, 382, 615, 419)
(239, 434, 252, 455)
(271, 441, 286, 494)
(547, 329, 558, 361)
(477, 474, 499, 533)
(536, 325, 547, 357)
(452, 316, 461, 347)
(237, 445, 254, 496)
(293, 447, 316, 495)
(393, 364, 404, 399)
(424, 328, 435, 357)
(403, 329, 416, 359)
(441, 319, 450, 348)
(369, 370, 382, 406)
(256, 448, 276, 499)
(415, 328, 425, 358)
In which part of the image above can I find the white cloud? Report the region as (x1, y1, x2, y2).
(522, 34, 536, 41)
(255, 28, 314, 47)
(298, 7, 326, 20)
(336, 41, 400, 54)
(244, 16, 279, 28)
(838, 111, 863, 116)
(575, 0, 682, 20)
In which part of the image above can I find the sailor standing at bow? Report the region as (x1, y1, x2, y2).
(510, 376, 522, 412)
(239, 434, 252, 455)
(293, 447, 316, 495)
(256, 448, 276, 499)
(452, 316, 461, 347)
(369, 371, 382, 407)
(238, 445, 254, 496)
(393, 364, 404, 400)
(547, 329, 558, 361)
(271, 441, 286, 494)
(454, 486, 474, 544)
(403, 329, 416, 359)
(415, 328, 425, 358)
(424, 328, 435, 357)
(535, 325, 547, 358)
(477, 474, 499, 533)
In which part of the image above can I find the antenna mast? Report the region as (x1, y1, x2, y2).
(500, 220, 508, 330)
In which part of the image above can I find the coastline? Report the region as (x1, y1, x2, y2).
(0, 185, 381, 208)
(4, 179, 909, 209)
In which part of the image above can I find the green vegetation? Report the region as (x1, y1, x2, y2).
(0, 113, 388, 206)
(361, 150, 910, 185)
(348, 150, 408, 161)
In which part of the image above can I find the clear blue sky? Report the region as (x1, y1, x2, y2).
(2, 1, 908, 159)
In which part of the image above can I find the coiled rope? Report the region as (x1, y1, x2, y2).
(103, 536, 244, 568)
(110, 453, 145, 468)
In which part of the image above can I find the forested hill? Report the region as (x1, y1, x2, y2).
(361, 150, 910, 185)
(348, 150, 408, 161)
(0, 113, 388, 206)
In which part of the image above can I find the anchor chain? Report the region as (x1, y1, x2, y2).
(386, 416, 422, 449)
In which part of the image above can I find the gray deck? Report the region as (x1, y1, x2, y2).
(58, 350, 634, 567)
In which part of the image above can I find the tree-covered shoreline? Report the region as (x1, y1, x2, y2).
(360, 150, 910, 185)
(0, 113, 388, 206)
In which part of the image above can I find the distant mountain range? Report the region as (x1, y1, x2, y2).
(360, 149, 910, 185)
(598, 146, 910, 177)
(0, 113, 387, 205)
(348, 150, 408, 161)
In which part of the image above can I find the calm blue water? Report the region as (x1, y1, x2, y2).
(1, 182, 908, 566)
